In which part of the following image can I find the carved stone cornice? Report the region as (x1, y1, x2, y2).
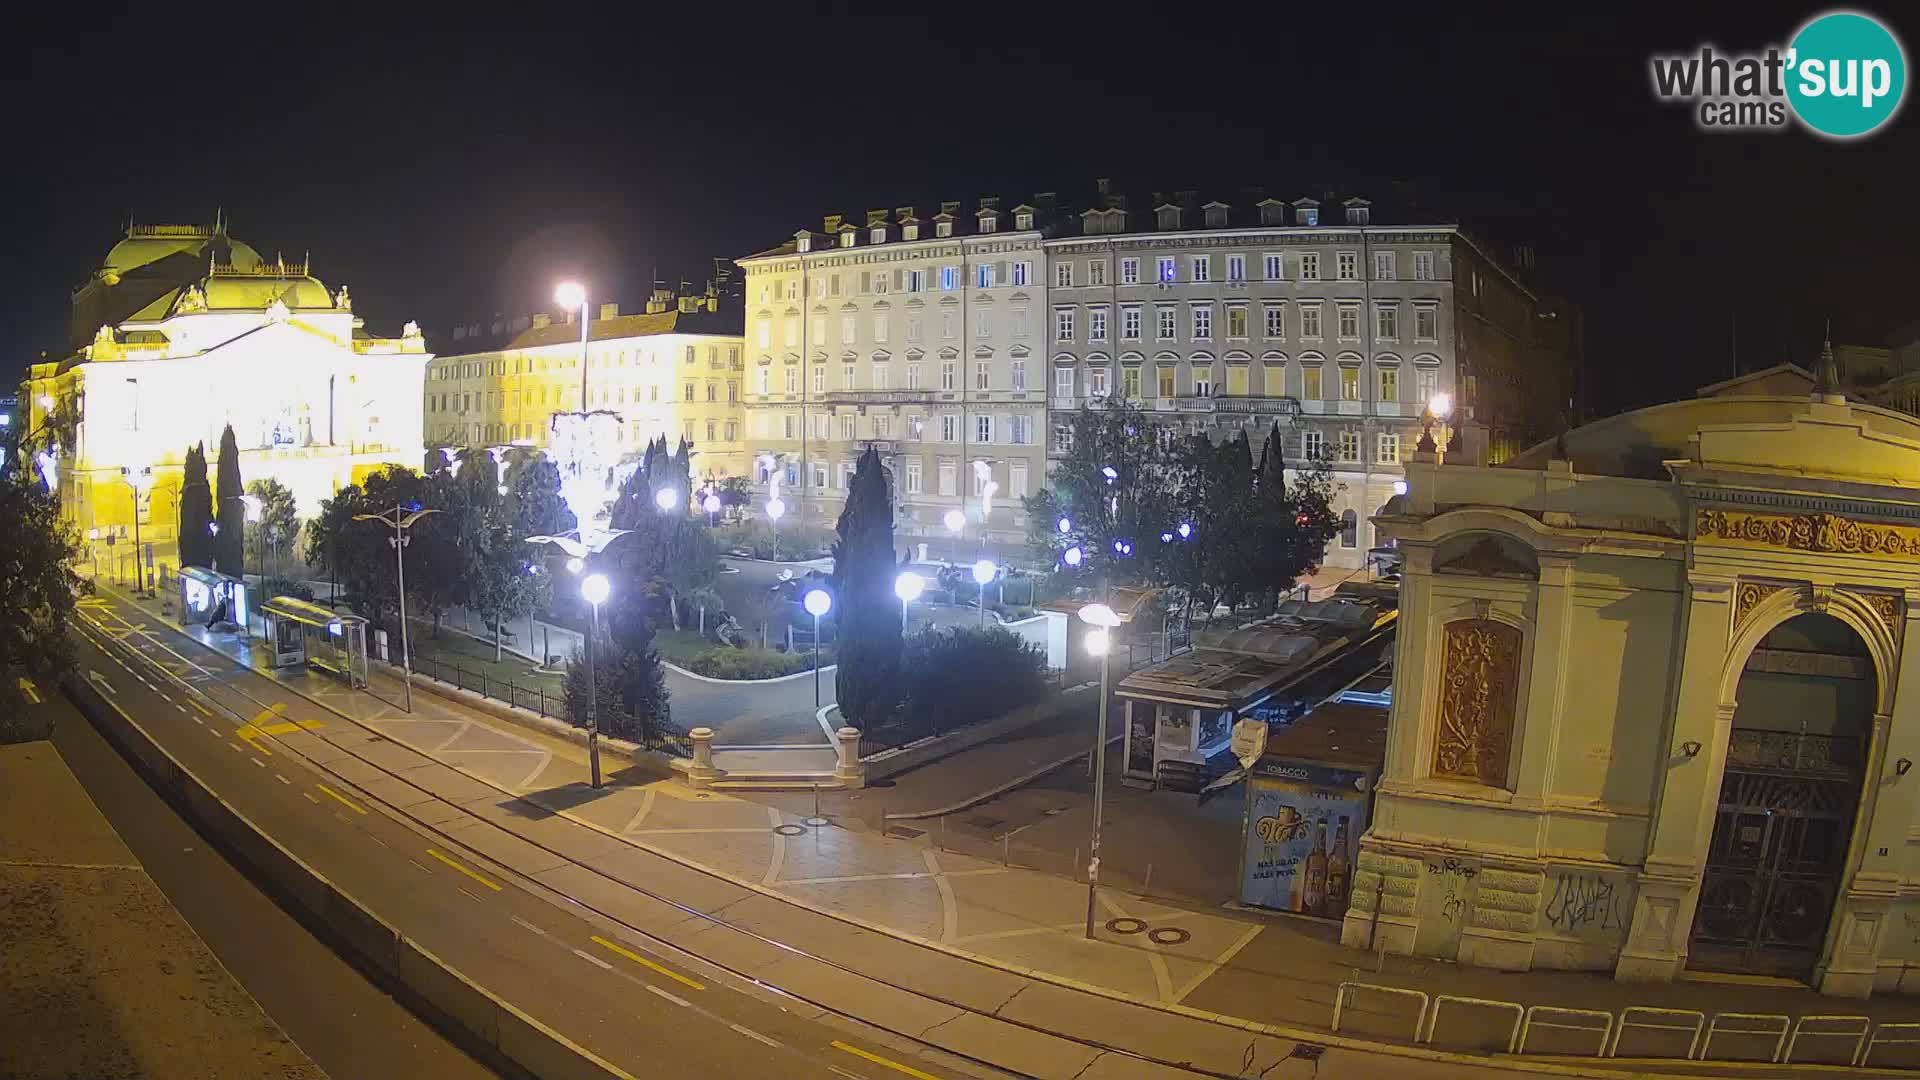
(1734, 581, 1791, 628)
(1696, 508, 1920, 560)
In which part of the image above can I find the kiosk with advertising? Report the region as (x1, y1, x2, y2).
(177, 565, 248, 632)
(1238, 700, 1387, 920)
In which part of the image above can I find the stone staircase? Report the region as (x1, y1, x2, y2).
(677, 731, 864, 790)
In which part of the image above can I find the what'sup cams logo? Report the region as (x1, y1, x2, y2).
(1650, 10, 1906, 138)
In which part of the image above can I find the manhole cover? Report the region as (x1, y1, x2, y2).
(802, 815, 832, 828)
(885, 825, 926, 840)
(772, 824, 807, 837)
(1105, 917, 1148, 935)
(1148, 927, 1192, 946)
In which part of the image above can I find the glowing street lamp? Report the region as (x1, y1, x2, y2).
(972, 559, 997, 628)
(894, 571, 924, 630)
(702, 491, 721, 526)
(120, 465, 154, 597)
(803, 587, 831, 708)
(580, 571, 612, 788)
(555, 279, 591, 414)
(655, 486, 679, 513)
(766, 495, 786, 560)
(1057, 516, 1072, 535)
(1422, 391, 1456, 464)
(1062, 546, 1083, 568)
(1077, 600, 1123, 939)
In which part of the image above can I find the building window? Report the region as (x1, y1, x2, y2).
(1413, 251, 1436, 281)
(1226, 254, 1246, 282)
(1120, 258, 1140, 285)
(908, 362, 924, 389)
(1157, 367, 1175, 398)
(941, 362, 956, 390)
(1376, 304, 1399, 341)
(1053, 423, 1073, 453)
(1303, 366, 1323, 400)
(842, 415, 857, 441)
(1263, 253, 1283, 281)
(905, 458, 922, 493)
(1088, 259, 1107, 287)
(1377, 432, 1400, 464)
(1157, 257, 1177, 283)
(1191, 255, 1210, 282)
(976, 415, 993, 443)
(941, 414, 960, 442)
(1379, 367, 1399, 401)
(707, 382, 717, 402)
(1193, 368, 1212, 397)
(1010, 460, 1029, 496)
(906, 317, 923, 343)
(1340, 367, 1360, 401)
(1300, 206, 1320, 226)
(939, 461, 957, 495)
(729, 381, 738, 401)
(1337, 305, 1360, 340)
(842, 364, 856, 389)
(1010, 359, 1027, 390)
(1301, 304, 1323, 340)
(1339, 508, 1358, 547)
(814, 366, 826, 393)
(1337, 252, 1358, 281)
(685, 382, 696, 401)
(1224, 305, 1247, 339)
(976, 311, 992, 338)
(1302, 430, 1324, 460)
(706, 420, 717, 441)
(1416, 369, 1438, 406)
(976, 264, 996, 289)
(725, 421, 737, 441)
(1156, 305, 1177, 341)
(873, 364, 889, 390)
(1263, 304, 1285, 339)
(1089, 307, 1109, 342)
(1009, 414, 1032, 444)
(784, 321, 799, 348)
(1122, 367, 1141, 399)
(1121, 305, 1142, 341)
(942, 311, 957, 339)
(1300, 252, 1321, 281)
(1414, 305, 1439, 342)
(1012, 261, 1030, 286)
(1338, 429, 1360, 462)
(1055, 262, 1073, 287)
(874, 315, 890, 343)
(1374, 252, 1395, 281)
(757, 321, 771, 348)
(976, 362, 990, 390)
(907, 269, 925, 292)
(1191, 305, 1213, 341)
(1089, 366, 1110, 396)
(1054, 308, 1075, 342)
(1055, 367, 1074, 398)
(941, 265, 958, 290)
(785, 368, 799, 393)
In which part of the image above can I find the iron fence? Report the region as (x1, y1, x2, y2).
(409, 653, 692, 757)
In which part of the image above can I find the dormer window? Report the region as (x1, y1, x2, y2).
(840, 231, 855, 248)
(1015, 211, 1033, 230)
(903, 223, 920, 241)
(1156, 205, 1182, 230)
(796, 234, 812, 253)
(1258, 201, 1286, 226)
(871, 227, 887, 244)
(936, 219, 953, 238)
(1203, 203, 1229, 228)
(978, 215, 998, 234)
(1299, 207, 1320, 226)
(1344, 199, 1372, 226)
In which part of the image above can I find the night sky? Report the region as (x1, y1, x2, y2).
(8, 4, 1916, 417)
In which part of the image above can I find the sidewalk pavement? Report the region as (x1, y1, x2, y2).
(0, 739, 324, 1079)
(120, 586, 1920, 1069)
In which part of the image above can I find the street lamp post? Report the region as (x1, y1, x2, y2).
(972, 559, 997, 628)
(893, 571, 924, 634)
(120, 466, 153, 597)
(556, 281, 591, 410)
(352, 504, 440, 713)
(803, 588, 831, 709)
(767, 496, 786, 560)
(581, 571, 611, 789)
(86, 528, 100, 580)
(1077, 601, 1121, 939)
(943, 507, 965, 563)
(703, 491, 721, 528)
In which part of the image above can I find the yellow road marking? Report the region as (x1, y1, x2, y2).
(590, 934, 705, 991)
(235, 704, 323, 754)
(831, 1041, 941, 1080)
(314, 783, 368, 816)
(190, 700, 214, 717)
(425, 848, 501, 891)
(17, 677, 41, 704)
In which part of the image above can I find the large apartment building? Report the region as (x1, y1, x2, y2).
(427, 282, 750, 480)
(736, 202, 1049, 548)
(739, 183, 1575, 565)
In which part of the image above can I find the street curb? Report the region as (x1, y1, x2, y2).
(63, 667, 635, 1080)
(660, 658, 837, 686)
(880, 733, 1123, 821)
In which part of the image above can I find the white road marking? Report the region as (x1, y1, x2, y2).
(302, 792, 320, 804)
(645, 984, 690, 1008)
(367, 835, 389, 849)
(459, 887, 485, 904)
(251, 758, 267, 769)
(275, 774, 291, 785)
(510, 916, 548, 936)
(227, 741, 246, 753)
(332, 811, 351, 824)
(573, 948, 613, 970)
(729, 1023, 781, 1048)
(409, 859, 433, 875)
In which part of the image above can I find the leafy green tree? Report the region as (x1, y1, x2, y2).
(504, 455, 576, 540)
(178, 443, 213, 570)
(831, 445, 902, 727)
(897, 625, 1048, 734)
(213, 424, 246, 576)
(663, 523, 720, 630)
(243, 478, 299, 575)
(562, 624, 671, 744)
(0, 468, 85, 684)
(1022, 398, 1181, 586)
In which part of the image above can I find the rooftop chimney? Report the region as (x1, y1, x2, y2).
(823, 213, 843, 233)
(531, 312, 552, 329)
(598, 302, 620, 320)
(1095, 177, 1111, 196)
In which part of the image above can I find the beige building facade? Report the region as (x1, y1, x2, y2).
(1346, 359, 1920, 997)
(427, 285, 748, 481)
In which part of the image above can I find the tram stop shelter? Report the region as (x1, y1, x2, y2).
(259, 595, 369, 688)
(177, 565, 249, 632)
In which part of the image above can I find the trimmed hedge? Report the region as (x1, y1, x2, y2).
(680, 647, 821, 680)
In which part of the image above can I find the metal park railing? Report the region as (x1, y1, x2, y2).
(410, 653, 691, 758)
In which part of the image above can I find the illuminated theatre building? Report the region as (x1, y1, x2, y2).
(1347, 345, 1920, 996)
(23, 221, 428, 573)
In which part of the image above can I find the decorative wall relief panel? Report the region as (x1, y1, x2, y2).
(1433, 619, 1522, 787)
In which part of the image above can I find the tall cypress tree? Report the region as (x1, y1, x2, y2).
(213, 424, 246, 575)
(831, 445, 901, 727)
(178, 443, 213, 569)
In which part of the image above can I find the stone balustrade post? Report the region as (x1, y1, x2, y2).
(834, 726, 865, 789)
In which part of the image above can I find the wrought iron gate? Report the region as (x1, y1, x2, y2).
(1690, 730, 1862, 978)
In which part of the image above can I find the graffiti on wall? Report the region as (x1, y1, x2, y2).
(1541, 870, 1633, 940)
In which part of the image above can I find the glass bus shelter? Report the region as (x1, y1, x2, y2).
(259, 596, 369, 688)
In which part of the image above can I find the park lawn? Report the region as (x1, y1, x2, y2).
(652, 629, 712, 666)
(407, 619, 564, 693)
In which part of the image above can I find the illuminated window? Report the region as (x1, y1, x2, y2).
(1122, 366, 1141, 399)
(1157, 257, 1176, 283)
(1338, 429, 1360, 462)
(976, 263, 996, 289)
(1341, 367, 1360, 400)
(1089, 366, 1109, 396)
(1012, 261, 1030, 286)
(1379, 367, 1399, 401)
(1193, 368, 1212, 396)
(1303, 365, 1323, 399)
(940, 266, 957, 290)
(1157, 367, 1175, 397)
(1227, 305, 1248, 339)
(1377, 432, 1400, 464)
(1226, 255, 1245, 282)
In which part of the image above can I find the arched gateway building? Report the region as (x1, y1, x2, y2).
(1347, 348, 1920, 997)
